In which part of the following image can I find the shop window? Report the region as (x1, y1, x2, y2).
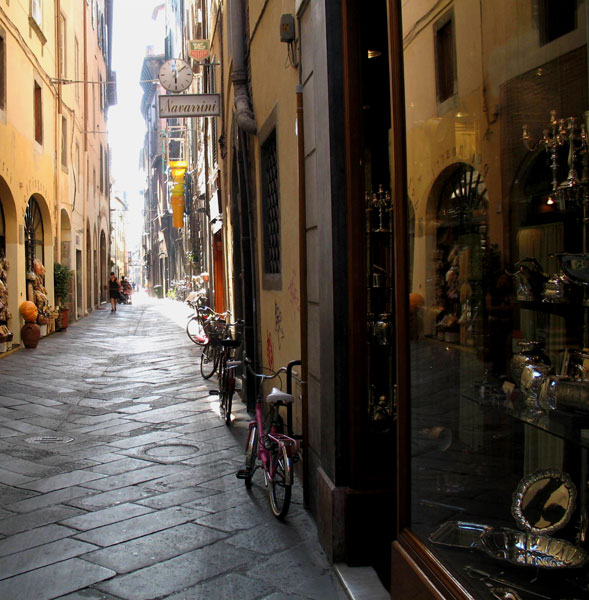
(61, 116, 67, 168)
(434, 13, 456, 104)
(261, 128, 281, 281)
(24, 197, 43, 271)
(34, 81, 42, 144)
(30, 0, 42, 28)
(540, 0, 577, 45)
(99, 144, 104, 193)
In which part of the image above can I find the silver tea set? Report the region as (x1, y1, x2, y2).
(511, 341, 589, 412)
(507, 253, 589, 305)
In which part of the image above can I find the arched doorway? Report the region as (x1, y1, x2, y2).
(100, 230, 107, 303)
(428, 163, 489, 351)
(86, 224, 92, 312)
(60, 209, 72, 268)
(0, 180, 17, 346)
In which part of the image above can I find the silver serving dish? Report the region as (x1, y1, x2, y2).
(520, 363, 552, 408)
(477, 528, 588, 568)
(428, 520, 492, 549)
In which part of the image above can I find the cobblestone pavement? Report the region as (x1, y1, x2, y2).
(0, 297, 347, 600)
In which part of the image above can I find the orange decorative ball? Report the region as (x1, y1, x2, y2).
(409, 293, 424, 313)
(19, 301, 38, 323)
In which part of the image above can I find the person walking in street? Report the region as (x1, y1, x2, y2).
(108, 272, 120, 312)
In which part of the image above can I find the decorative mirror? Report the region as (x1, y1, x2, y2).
(511, 468, 576, 536)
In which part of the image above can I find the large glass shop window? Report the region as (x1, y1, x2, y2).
(402, 1, 589, 597)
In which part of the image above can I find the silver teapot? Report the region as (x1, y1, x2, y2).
(542, 271, 571, 303)
(510, 341, 551, 385)
(506, 258, 546, 302)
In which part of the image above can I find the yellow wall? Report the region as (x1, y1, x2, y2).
(248, 0, 302, 372)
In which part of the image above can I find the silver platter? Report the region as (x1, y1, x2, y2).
(477, 528, 588, 569)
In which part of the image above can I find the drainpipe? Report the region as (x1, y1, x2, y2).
(230, 0, 256, 134)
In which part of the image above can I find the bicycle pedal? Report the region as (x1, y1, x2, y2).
(235, 469, 250, 479)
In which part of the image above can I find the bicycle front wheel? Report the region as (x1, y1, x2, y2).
(244, 424, 258, 489)
(199, 344, 217, 379)
(186, 316, 208, 346)
(269, 443, 292, 519)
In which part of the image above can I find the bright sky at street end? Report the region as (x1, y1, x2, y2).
(108, 0, 164, 248)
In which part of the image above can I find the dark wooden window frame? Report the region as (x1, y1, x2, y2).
(34, 79, 43, 145)
(434, 11, 457, 106)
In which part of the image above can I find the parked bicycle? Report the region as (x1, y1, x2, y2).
(198, 312, 233, 380)
(236, 358, 301, 519)
(208, 319, 244, 424)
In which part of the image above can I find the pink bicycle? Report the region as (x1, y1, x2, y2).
(236, 358, 301, 519)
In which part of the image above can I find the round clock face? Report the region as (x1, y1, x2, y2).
(159, 59, 193, 93)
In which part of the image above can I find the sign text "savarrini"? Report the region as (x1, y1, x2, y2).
(158, 94, 220, 118)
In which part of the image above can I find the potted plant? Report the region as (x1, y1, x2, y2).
(54, 263, 73, 330)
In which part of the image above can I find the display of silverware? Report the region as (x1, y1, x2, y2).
(506, 258, 547, 302)
(542, 270, 572, 303)
(553, 253, 589, 284)
(520, 363, 553, 408)
(539, 378, 589, 412)
(510, 341, 551, 386)
(475, 528, 588, 569)
(562, 347, 589, 381)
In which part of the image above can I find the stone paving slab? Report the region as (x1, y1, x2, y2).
(83, 521, 229, 573)
(0, 524, 77, 557)
(0, 557, 115, 600)
(0, 537, 98, 580)
(97, 540, 258, 600)
(73, 505, 205, 546)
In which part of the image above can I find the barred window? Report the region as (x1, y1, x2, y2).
(261, 129, 281, 277)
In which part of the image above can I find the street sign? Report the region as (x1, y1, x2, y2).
(188, 39, 210, 61)
(158, 94, 220, 118)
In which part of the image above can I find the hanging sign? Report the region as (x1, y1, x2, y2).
(188, 39, 210, 61)
(158, 94, 220, 118)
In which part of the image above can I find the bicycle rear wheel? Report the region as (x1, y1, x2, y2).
(186, 316, 208, 346)
(199, 344, 217, 379)
(269, 444, 292, 519)
(223, 372, 235, 425)
(243, 424, 258, 489)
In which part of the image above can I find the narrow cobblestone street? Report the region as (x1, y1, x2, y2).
(0, 298, 347, 600)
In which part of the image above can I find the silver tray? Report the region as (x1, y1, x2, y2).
(428, 521, 493, 549)
(476, 528, 588, 569)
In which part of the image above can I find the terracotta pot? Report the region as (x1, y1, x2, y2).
(21, 322, 41, 349)
(58, 308, 69, 330)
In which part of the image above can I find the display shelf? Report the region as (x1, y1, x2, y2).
(463, 389, 589, 450)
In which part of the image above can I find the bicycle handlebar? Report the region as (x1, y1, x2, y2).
(243, 357, 286, 381)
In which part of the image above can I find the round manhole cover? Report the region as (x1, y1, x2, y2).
(25, 435, 75, 445)
(143, 443, 199, 460)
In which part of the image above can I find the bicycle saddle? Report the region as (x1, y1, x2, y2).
(266, 388, 295, 405)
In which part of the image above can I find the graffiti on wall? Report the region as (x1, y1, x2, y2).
(274, 301, 285, 349)
(288, 270, 300, 312)
(266, 330, 274, 372)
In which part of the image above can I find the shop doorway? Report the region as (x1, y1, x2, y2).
(212, 231, 225, 313)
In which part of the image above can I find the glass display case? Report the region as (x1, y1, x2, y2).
(398, 1, 589, 598)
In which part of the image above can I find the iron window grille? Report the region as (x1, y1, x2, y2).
(261, 129, 281, 276)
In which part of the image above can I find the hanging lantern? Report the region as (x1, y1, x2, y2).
(169, 160, 187, 182)
(171, 195, 185, 228)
